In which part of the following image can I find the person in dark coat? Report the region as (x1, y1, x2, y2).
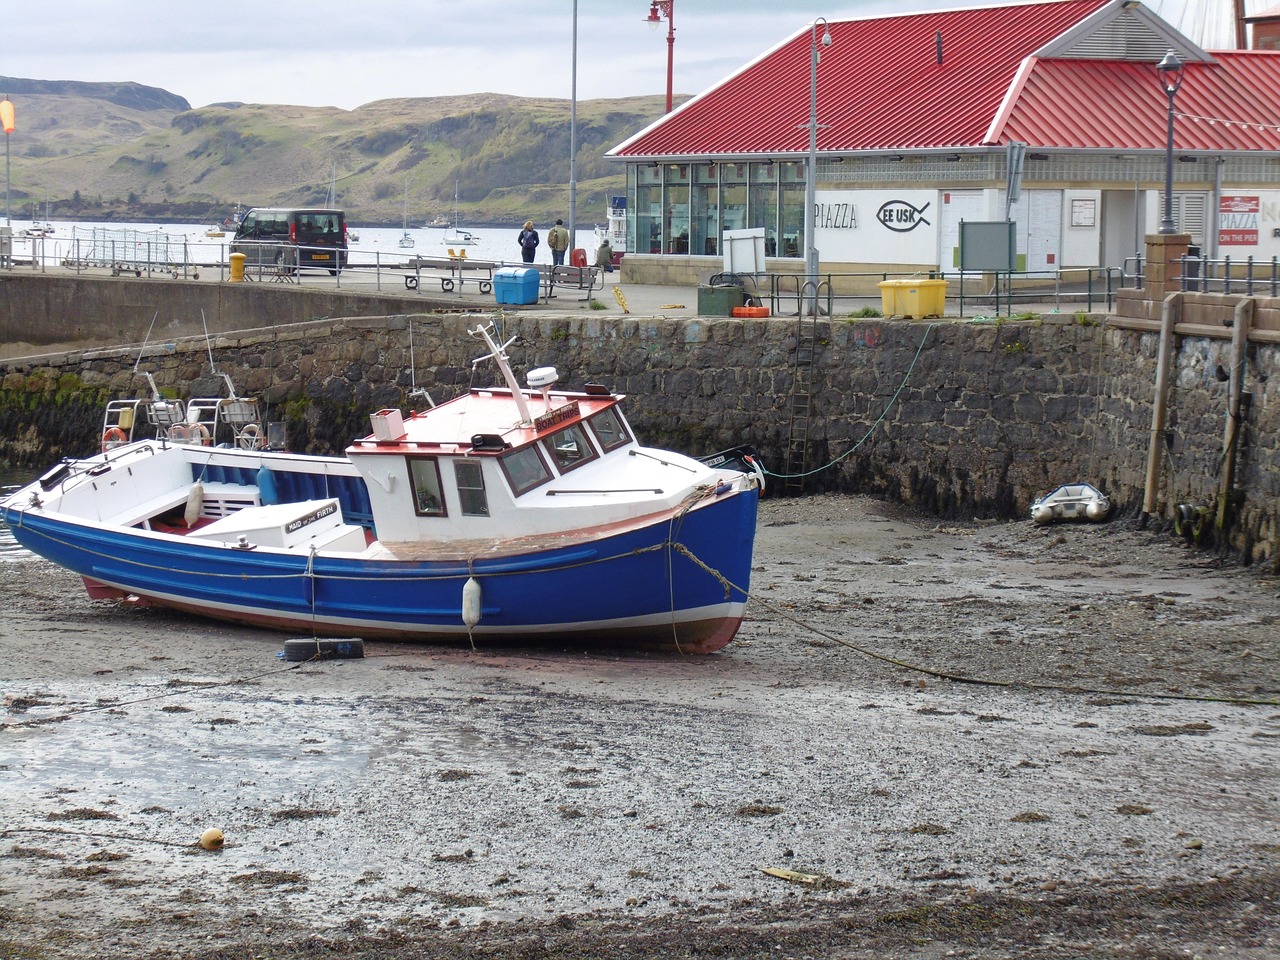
(518, 220, 539, 264)
(595, 240, 614, 272)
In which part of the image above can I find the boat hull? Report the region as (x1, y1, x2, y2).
(3, 486, 758, 654)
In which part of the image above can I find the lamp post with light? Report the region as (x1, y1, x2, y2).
(569, 0, 578, 247)
(0, 96, 13, 229)
(804, 18, 832, 316)
(645, 1, 675, 114)
(1156, 50, 1184, 235)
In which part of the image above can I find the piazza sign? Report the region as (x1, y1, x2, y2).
(1219, 195, 1259, 246)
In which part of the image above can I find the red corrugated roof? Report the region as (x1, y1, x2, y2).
(1000, 53, 1280, 151)
(610, 0, 1280, 157)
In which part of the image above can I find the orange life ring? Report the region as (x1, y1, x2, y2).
(101, 426, 129, 452)
(189, 422, 212, 446)
(167, 423, 190, 443)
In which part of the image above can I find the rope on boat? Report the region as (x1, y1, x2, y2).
(669, 542, 1280, 708)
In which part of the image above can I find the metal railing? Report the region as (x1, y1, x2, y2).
(1, 232, 502, 293)
(1123, 253, 1280, 297)
(756, 267, 1119, 317)
(2, 231, 1124, 315)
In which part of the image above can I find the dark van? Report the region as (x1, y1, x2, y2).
(231, 208, 347, 272)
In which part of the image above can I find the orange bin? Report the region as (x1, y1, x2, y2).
(731, 305, 770, 318)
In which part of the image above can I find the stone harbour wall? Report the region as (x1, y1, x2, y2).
(2, 303, 1278, 567)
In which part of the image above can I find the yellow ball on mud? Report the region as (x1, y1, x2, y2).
(199, 828, 225, 851)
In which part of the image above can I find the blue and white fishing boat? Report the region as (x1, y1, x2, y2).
(1, 324, 762, 653)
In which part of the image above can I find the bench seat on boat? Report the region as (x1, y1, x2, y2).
(109, 482, 262, 529)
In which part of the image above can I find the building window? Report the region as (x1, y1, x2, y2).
(749, 161, 779, 257)
(407, 457, 445, 516)
(779, 161, 805, 259)
(665, 163, 690, 254)
(630, 159, 801, 258)
(692, 162, 718, 256)
(722, 163, 748, 249)
(633, 163, 662, 255)
(453, 460, 489, 517)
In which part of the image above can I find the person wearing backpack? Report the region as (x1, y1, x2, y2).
(518, 220, 540, 264)
(547, 219, 570, 266)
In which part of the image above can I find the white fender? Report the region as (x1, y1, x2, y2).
(184, 482, 204, 527)
(462, 576, 482, 628)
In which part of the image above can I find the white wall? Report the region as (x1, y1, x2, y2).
(815, 189, 939, 265)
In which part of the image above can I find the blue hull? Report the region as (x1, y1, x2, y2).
(3, 487, 758, 653)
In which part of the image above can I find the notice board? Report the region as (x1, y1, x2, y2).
(959, 220, 1016, 272)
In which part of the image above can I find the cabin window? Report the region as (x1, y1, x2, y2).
(543, 423, 598, 474)
(407, 457, 446, 516)
(453, 460, 489, 516)
(587, 407, 630, 452)
(499, 445, 552, 496)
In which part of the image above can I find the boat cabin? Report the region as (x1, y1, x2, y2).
(347, 377, 649, 548)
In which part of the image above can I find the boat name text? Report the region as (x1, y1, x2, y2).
(286, 502, 338, 534)
(534, 401, 580, 433)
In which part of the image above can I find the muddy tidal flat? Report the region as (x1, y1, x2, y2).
(2, 494, 1278, 959)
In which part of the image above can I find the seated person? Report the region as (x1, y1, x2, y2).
(595, 241, 615, 272)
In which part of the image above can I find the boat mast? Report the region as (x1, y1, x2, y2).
(470, 323, 533, 425)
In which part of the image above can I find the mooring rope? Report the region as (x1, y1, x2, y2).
(763, 321, 938, 483)
(670, 542, 1280, 708)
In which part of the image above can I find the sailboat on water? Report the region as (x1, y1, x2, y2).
(444, 181, 477, 246)
(399, 176, 415, 248)
(325, 161, 358, 242)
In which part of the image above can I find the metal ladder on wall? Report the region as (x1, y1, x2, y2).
(784, 307, 819, 495)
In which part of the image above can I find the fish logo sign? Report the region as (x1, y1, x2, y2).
(877, 199, 931, 233)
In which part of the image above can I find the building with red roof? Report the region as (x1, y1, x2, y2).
(605, 0, 1280, 288)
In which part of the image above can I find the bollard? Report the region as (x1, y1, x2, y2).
(229, 251, 246, 282)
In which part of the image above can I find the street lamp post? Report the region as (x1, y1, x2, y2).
(569, 0, 578, 247)
(1156, 50, 1185, 235)
(645, 1, 675, 114)
(0, 96, 14, 229)
(804, 19, 832, 316)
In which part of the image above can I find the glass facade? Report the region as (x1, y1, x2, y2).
(628, 160, 805, 259)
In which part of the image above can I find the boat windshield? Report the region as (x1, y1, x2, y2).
(499, 445, 552, 496)
(587, 407, 630, 452)
(543, 423, 598, 474)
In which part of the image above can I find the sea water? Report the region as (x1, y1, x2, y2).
(0, 468, 38, 562)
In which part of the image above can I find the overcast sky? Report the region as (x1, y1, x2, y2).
(1, 0, 1259, 111)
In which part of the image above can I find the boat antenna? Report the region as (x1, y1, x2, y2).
(407, 317, 435, 408)
(198, 309, 235, 397)
(132, 311, 160, 375)
(469, 322, 532, 424)
(200, 309, 216, 374)
(132, 311, 164, 402)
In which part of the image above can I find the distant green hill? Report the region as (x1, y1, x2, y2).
(0, 77, 680, 227)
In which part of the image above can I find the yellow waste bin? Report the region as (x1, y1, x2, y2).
(229, 252, 246, 283)
(878, 278, 947, 319)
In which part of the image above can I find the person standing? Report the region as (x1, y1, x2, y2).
(547, 219, 570, 266)
(518, 220, 539, 264)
